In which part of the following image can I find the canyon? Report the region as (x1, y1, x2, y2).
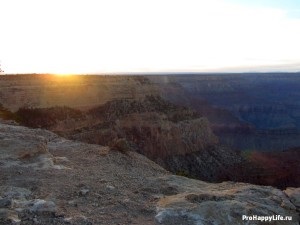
(0, 73, 300, 224)
(148, 73, 300, 151)
(1, 74, 300, 188)
(1, 73, 300, 151)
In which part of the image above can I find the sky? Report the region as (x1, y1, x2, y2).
(0, 0, 300, 74)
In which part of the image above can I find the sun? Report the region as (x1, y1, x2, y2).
(51, 73, 82, 83)
(54, 73, 73, 77)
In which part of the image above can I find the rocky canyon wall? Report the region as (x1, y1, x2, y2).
(0, 75, 160, 111)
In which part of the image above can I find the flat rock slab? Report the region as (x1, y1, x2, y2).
(155, 176, 299, 225)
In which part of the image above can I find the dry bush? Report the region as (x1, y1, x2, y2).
(18, 144, 48, 161)
(110, 138, 131, 154)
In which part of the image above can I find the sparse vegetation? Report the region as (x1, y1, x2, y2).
(175, 170, 190, 177)
(16, 106, 83, 128)
(18, 144, 48, 161)
(0, 103, 17, 120)
(110, 138, 131, 154)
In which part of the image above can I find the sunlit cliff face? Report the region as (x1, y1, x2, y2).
(0, 74, 161, 112)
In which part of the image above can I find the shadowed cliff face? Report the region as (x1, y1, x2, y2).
(148, 73, 300, 151)
(244, 148, 300, 189)
(68, 96, 238, 181)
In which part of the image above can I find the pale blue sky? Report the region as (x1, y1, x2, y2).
(229, 0, 300, 18)
(230, 0, 300, 10)
(0, 0, 300, 74)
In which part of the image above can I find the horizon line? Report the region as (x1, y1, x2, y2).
(1, 71, 300, 76)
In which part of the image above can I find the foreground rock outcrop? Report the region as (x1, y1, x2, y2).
(155, 176, 299, 225)
(0, 123, 299, 224)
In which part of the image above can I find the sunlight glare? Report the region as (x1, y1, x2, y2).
(0, 0, 300, 73)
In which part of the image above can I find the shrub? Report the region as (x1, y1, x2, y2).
(110, 138, 131, 154)
(16, 106, 83, 128)
(0, 103, 17, 120)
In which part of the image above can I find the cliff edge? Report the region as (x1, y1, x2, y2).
(0, 123, 299, 225)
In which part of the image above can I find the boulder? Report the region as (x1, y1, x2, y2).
(155, 176, 299, 225)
